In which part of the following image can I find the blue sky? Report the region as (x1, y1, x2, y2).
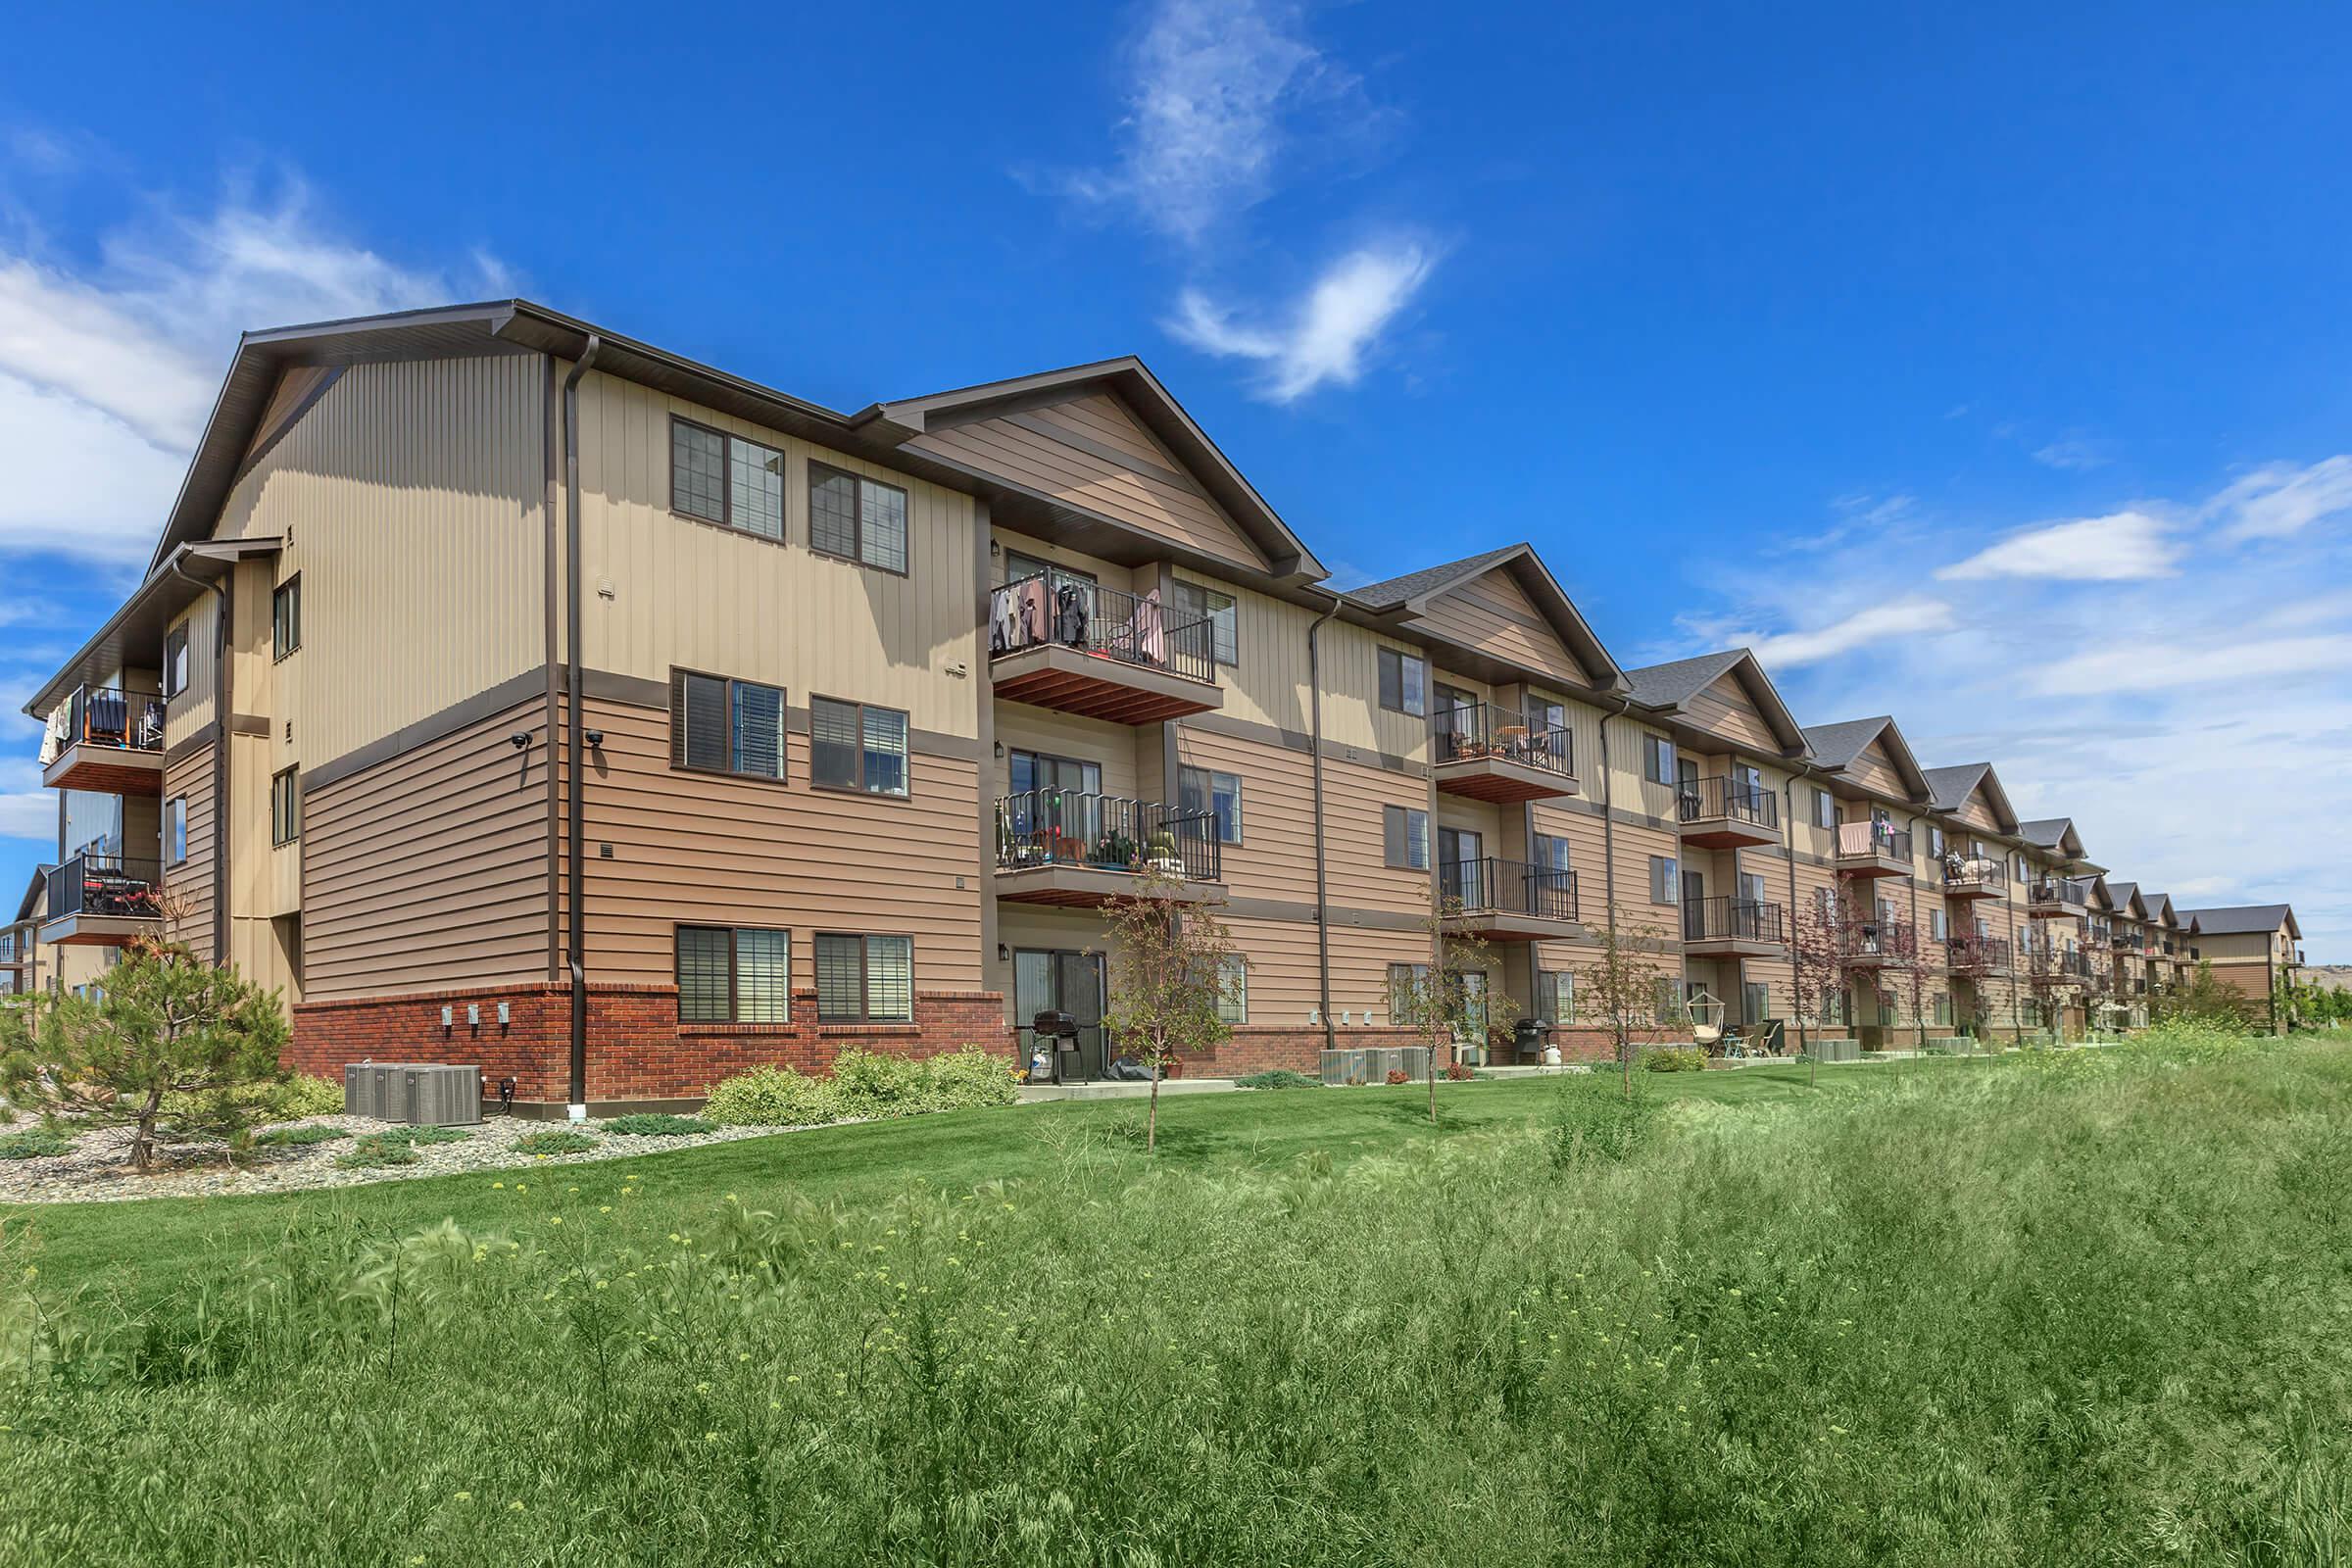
(3, 2, 2348, 955)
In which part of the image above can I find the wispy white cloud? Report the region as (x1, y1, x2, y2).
(1743, 596, 1959, 666)
(1167, 239, 1435, 403)
(2032, 436, 2111, 472)
(0, 758, 53, 843)
(1935, 510, 2181, 582)
(2206, 456, 2352, 542)
(2034, 633, 2352, 697)
(0, 177, 507, 566)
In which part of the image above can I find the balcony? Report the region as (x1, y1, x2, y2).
(1844, 918, 1918, 967)
(1940, 855, 2006, 901)
(1438, 858, 1582, 942)
(1944, 932, 2012, 973)
(41, 686, 167, 796)
(1676, 776, 1779, 849)
(2023, 949, 2095, 986)
(1835, 820, 1913, 879)
(988, 573, 1222, 724)
(993, 791, 1224, 908)
(2027, 879, 2086, 919)
(1683, 894, 1786, 957)
(1431, 703, 1578, 803)
(39, 853, 165, 946)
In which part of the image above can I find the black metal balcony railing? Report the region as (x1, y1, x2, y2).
(1676, 776, 1779, 831)
(989, 572, 1216, 686)
(2114, 929, 2144, 952)
(2031, 950, 2095, 982)
(1846, 918, 1916, 956)
(1836, 820, 1913, 862)
(1433, 703, 1575, 777)
(1440, 857, 1579, 921)
(60, 686, 166, 755)
(45, 853, 164, 923)
(1684, 894, 1786, 945)
(2028, 878, 2079, 906)
(1946, 932, 2013, 970)
(994, 791, 1221, 883)
(1941, 855, 2006, 893)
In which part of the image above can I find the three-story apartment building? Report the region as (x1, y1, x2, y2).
(17, 300, 2301, 1108)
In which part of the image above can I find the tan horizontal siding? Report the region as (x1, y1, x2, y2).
(163, 744, 216, 950)
(1683, 672, 1778, 752)
(1172, 725, 1430, 914)
(1415, 571, 1590, 689)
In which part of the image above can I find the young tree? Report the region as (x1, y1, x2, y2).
(0, 936, 290, 1172)
(1396, 897, 1520, 1123)
(1573, 908, 1679, 1100)
(1890, 916, 1934, 1050)
(2150, 958, 2255, 1031)
(1099, 870, 1240, 1152)
(1788, 882, 1862, 1083)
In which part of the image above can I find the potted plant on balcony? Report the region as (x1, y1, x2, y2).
(1147, 828, 1183, 875)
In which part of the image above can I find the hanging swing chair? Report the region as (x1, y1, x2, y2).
(1684, 988, 1727, 1049)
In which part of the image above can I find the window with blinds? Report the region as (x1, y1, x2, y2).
(676, 926, 732, 1022)
(810, 697, 909, 796)
(815, 933, 913, 1022)
(674, 925, 791, 1023)
(808, 462, 909, 573)
(672, 669, 786, 779)
(1377, 647, 1426, 715)
(1648, 856, 1678, 905)
(1383, 805, 1430, 869)
(1171, 580, 1238, 664)
(671, 417, 784, 541)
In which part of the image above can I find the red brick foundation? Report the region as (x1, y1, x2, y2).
(290, 983, 1012, 1104)
(1168, 1025, 1423, 1078)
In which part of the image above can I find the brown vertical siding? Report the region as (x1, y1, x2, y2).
(301, 700, 552, 1000)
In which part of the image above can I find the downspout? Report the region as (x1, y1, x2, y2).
(562, 336, 603, 1118)
(166, 558, 231, 964)
(1304, 588, 1343, 1054)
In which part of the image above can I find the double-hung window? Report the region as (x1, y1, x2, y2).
(1743, 980, 1770, 1023)
(1387, 962, 1430, 1022)
(672, 669, 787, 780)
(1643, 733, 1677, 786)
(810, 697, 909, 797)
(675, 926, 791, 1023)
(1536, 968, 1575, 1024)
(270, 768, 299, 847)
(1648, 855, 1678, 905)
(1197, 955, 1248, 1024)
(814, 933, 913, 1022)
(272, 575, 302, 659)
(162, 625, 190, 699)
(1170, 580, 1239, 666)
(1383, 805, 1430, 869)
(1179, 766, 1241, 843)
(808, 462, 908, 573)
(165, 798, 188, 866)
(1377, 648, 1427, 716)
(670, 417, 786, 542)
(1814, 789, 1836, 830)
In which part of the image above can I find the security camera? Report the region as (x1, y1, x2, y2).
(508, 731, 532, 750)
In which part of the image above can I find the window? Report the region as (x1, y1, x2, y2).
(1377, 648, 1427, 716)
(162, 625, 190, 699)
(815, 933, 913, 1022)
(1822, 990, 1847, 1025)
(1927, 825, 1945, 858)
(1930, 908, 1947, 942)
(270, 767, 299, 847)
(1652, 976, 1689, 1024)
(1648, 855, 1678, 905)
(671, 669, 787, 780)
(675, 925, 791, 1023)
(2022, 997, 2042, 1027)
(165, 798, 187, 866)
(1171, 580, 1239, 665)
(1536, 968, 1575, 1024)
(1643, 733, 1677, 785)
(1387, 962, 1429, 1021)
(808, 461, 907, 572)
(1179, 766, 1242, 843)
(1532, 833, 1571, 873)
(1383, 805, 1430, 870)
(1208, 955, 1248, 1024)
(811, 697, 909, 797)
(1743, 981, 1769, 1023)
(670, 418, 786, 542)
(1876, 991, 1896, 1027)
(1814, 789, 1836, 830)
(1934, 994, 1953, 1027)
(271, 575, 302, 659)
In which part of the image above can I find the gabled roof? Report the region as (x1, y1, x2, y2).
(1344, 544, 1625, 693)
(1798, 715, 1931, 801)
(2141, 892, 2178, 927)
(16, 865, 53, 925)
(1621, 649, 1808, 754)
(1920, 762, 2021, 832)
(2019, 817, 2087, 858)
(25, 537, 282, 717)
(2071, 874, 2112, 910)
(2105, 882, 2148, 920)
(2178, 905, 2301, 939)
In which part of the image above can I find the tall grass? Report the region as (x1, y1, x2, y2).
(3, 1030, 2348, 1565)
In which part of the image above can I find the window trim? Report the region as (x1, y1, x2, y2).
(1642, 732, 1677, 786)
(1383, 804, 1430, 870)
(165, 797, 188, 867)
(271, 574, 302, 662)
(270, 766, 300, 848)
(669, 666, 791, 786)
(807, 460, 910, 577)
(1377, 647, 1428, 717)
(808, 694, 912, 800)
(668, 416, 789, 545)
(813, 931, 915, 1023)
(162, 624, 190, 700)
(673, 923, 793, 1025)
(1179, 765, 1243, 844)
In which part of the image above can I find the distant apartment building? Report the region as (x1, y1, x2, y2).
(16, 300, 2306, 1107)
(2175, 905, 2304, 1031)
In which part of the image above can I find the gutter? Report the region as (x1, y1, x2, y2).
(1304, 587, 1344, 1054)
(562, 336, 603, 1118)
(164, 558, 231, 964)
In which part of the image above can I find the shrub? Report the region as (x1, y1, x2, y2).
(267, 1075, 349, 1119)
(254, 1124, 352, 1149)
(1445, 1062, 1476, 1081)
(0, 1125, 75, 1159)
(703, 1066, 845, 1128)
(602, 1113, 713, 1137)
(1236, 1069, 1321, 1091)
(333, 1133, 419, 1169)
(514, 1129, 598, 1155)
(1642, 1046, 1708, 1073)
(917, 1046, 1023, 1110)
(1386, 1068, 1411, 1086)
(829, 1048, 929, 1113)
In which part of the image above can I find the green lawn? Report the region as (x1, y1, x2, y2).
(5, 1037, 2349, 1566)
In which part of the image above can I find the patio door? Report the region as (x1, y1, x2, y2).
(1440, 827, 1484, 907)
(1681, 868, 1705, 941)
(1014, 948, 1107, 1083)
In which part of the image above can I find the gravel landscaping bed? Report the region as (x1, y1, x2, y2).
(0, 1113, 808, 1204)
